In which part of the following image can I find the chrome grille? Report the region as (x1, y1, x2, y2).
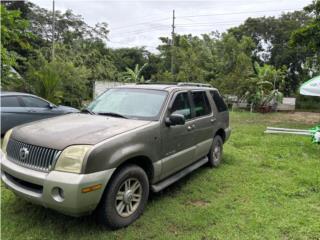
(6, 139, 60, 172)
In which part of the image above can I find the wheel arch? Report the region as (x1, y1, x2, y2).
(112, 155, 154, 182)
(215, 128, 226, 142)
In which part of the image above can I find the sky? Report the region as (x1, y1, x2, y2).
(31, 0, 311, 52)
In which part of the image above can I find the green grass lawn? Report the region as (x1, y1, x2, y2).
(1, 112, 320, 240)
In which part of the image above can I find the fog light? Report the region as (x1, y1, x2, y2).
(51, 187, 64, 202)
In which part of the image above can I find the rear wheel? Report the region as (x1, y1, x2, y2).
(208, 135, 223, 168)
(96, 164, 149, 229)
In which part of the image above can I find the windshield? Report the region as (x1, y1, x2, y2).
(88, 88, 168, 120)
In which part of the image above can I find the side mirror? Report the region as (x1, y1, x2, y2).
(165, 113, 185, 126)
(48, 103, 56, 109)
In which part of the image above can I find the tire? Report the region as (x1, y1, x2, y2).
(96, 164, 149, 229)
(208, 135, 223, 168)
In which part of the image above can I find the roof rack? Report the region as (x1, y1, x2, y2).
(138, 81, 177, 85)
(139, 81, 213, 88)
(177, 82, 212, 88)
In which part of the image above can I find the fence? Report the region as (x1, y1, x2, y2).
(93, 81, 134, 98)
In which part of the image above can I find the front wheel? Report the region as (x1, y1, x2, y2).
(96, 164, 149, 229)
(208, 135, 223, 168)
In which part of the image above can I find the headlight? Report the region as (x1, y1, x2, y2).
(1, 129, 13, 154)
(54, 145, 93, 173)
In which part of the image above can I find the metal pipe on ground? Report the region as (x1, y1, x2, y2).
(266, 127, 310, 133)
(264, 130, 312, 136)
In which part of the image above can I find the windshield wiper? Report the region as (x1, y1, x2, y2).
(97, 112, 127, 119)
(81, 108, 95, 115)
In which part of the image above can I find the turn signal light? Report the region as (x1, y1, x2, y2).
(81, 184, 102, 193)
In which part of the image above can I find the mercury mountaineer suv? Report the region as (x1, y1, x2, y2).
(1, 83, 231, 229)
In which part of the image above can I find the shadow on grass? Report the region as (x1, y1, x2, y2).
(2, 192, 107, 233)
(221, 152, 237, 166)
(150, 153, 237, 200)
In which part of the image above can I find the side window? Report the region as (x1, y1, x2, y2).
(191, 91, 211, 117)
(1, 96, 21, 107)
(210, 91, 227, 112)
(171, 92, 192, 120)
(20, 96, 49, 108)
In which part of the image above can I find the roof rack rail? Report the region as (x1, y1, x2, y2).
(177, 82, 212, 87)
(137, 81, 177, 85)
(137, 81, 213, 88)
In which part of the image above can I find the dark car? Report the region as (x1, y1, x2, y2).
(0, 91, 79, 135)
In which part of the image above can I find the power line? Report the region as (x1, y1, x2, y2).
(177, 8, 295, 18)
(111, 17, 170, 31)
(111, 8, 296, 36)
(109, 7, 299, 50)
(111, 19, 251, 37)
(111, 26, 168, 36)
(108, 40, 157, 49)
(176, 20, 244, 27)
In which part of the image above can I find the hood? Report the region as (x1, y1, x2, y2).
(12, 113, 151, 150)
(56, 105, 80, 112)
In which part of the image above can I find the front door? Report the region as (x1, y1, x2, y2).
(160, 91, 196, 178)
(19, 96, 61, 120)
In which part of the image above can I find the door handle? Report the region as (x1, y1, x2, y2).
(187, 124, 196, 131)
(210, 118, 216, 123)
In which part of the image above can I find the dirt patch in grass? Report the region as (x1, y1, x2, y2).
(187, 199, 210, 207)
(269, 112, 320, 124)
(167, 224, 180, 235)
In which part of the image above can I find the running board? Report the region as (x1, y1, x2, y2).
(151, 157, 208, 192)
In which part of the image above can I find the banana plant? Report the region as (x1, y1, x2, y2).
(121, 63, 148, 83)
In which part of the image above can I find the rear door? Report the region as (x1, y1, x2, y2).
(189, 90, 215, 160)
(209, 90, 229, 129)
(1, 96, 31, 135)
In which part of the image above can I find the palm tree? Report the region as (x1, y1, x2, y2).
(32, 61, 63, 104)
(121, 63, 148, 83)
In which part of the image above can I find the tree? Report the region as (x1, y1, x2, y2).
(49, 40, 118, 97)
(212, 33, 256, 96)
(240, 62, 286, 110)
(157, 34, 219, 83)
(291, 0, 320, 52)
(228, 10, 312, 95)
(121, 63, 148, 83)
(291, 1, 320, 77)
(26, 52, 89, 107)
(0, 4, 32, 90)
(110, 47, 149, 73)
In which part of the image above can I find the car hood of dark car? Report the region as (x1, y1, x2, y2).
(56, 105, 79, 113)
(12, 113, 152, 150)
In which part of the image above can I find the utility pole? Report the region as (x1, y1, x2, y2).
(171, 9, 175, 75)
(52, 0, 55, 61)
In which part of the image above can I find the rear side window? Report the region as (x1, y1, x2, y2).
(210, 91, 227, 112)
(171, 92, 192, 120)
(20, 96, 49, 108)
(1, 96, 21, 107)
(191, 91, 211, 117)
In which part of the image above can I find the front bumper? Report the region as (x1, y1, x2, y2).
(0, 154, 115, 216)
